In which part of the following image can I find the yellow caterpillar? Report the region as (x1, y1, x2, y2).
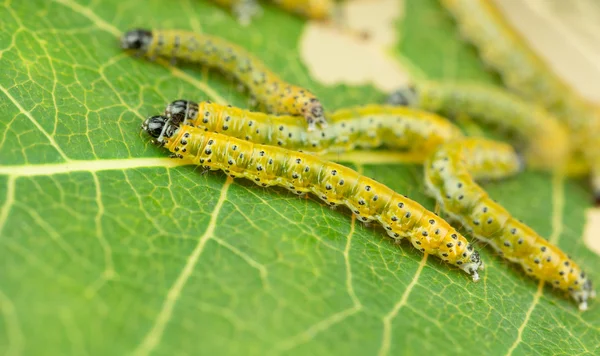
(439, 0, 600, 202)
(142, 115, 484, 281)
(387, 81, 571, 171)
(163, 99, 463, 158)
(121, 29, 326, 130)
(425, 138, 595, 310)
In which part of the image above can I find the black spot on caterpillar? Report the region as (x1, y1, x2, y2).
(424, 137, 595, 310)
(120, 29, 326, 130)
(142, 115, 484, 280)
(440, 0, 600, 203)
(162, 99, 463, 157)
(387, 80, 571, 171)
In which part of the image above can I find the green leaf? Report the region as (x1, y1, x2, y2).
(1, 0, 599, 355)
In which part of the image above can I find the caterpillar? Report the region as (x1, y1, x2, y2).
(120, 29, 327, 130)
(424, 137, 595, 310)
(439, 0, 600, 202)
(209, 0, 334, 23)
(162, 99, 464, 158)
(386, 81, 571, 171)
(142, 115, 484, 281)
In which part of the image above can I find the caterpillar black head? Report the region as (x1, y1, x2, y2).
(165, 100, 199, 126)
(142, 115, 176, 144)
(386, 85, 418, 107)
(303, 97, 327, 131)
(121, 29, 153, 51)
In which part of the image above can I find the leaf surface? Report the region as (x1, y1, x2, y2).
(0, 0, 599, 355)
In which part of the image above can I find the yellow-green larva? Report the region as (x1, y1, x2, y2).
(425, 137, 595, 310)
(120, 29, 326, 130)
(440, 0, 600, 202)
(163, 99, 464, 158)
(142, 115, 484, 280)
(387, 81, 571, 171)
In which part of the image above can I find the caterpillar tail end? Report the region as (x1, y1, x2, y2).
(460, 250, 483, 282)
(572, 278, 595, 312)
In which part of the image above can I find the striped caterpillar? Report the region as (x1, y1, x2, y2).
(439, 0, 600, 202)
(209, 0, 334, 23)
(425, 138, 595, 310)
(386, 81, 571, 171)
(141, 115, 484, 280)
(120, 29, 326, 130)
(162, 99, 463, 157)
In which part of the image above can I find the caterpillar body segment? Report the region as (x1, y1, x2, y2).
(425, 138, 595, 310)
(142, 115, 484, 281)
(120, 29, 326, 130)
(387, 81, 571, 171)
(164, 99, 464, 158)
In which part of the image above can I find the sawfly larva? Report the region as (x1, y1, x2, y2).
(162, 99, 463, 158)
(387, 81, 571, 171)
(121, 29, 326, 130)
(425, 137, 595, 310)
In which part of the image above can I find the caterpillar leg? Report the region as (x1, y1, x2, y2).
(425, 138, 594, 310)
